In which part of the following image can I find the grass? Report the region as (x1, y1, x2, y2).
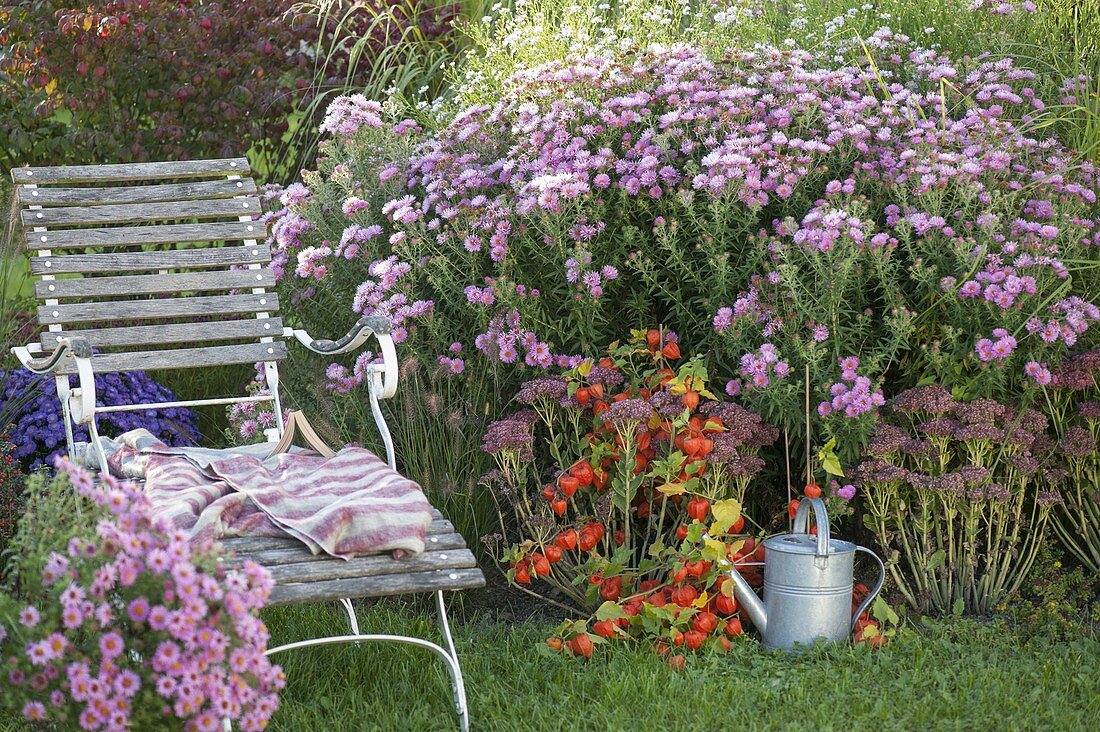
(2, 591, 1097, 732)
(248, 599, 1099, 732)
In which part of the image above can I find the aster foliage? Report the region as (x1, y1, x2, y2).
(854, 386, 1066, 615)
(0, 459, 284, 731)
(262, 19, 1099, 472)
(0, 368, 200, 470)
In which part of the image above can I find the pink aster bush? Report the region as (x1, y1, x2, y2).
(0, 458, 284, 730)
(261, 20, 1099, 479)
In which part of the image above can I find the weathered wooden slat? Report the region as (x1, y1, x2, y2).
(267, 567, 485, 606)
(228, 533, 469, 569)
(54, 341, 288, 375)
(30, 244, 271, 275)
(12, 158, 250, 184)
(41, 318, 283, 350)
(18, 178, 257, 207)
(25, 197, 262, 227)
(35, 267, 274, 299)
(264, 547, 476, 585)
(26, 221, 261, 250)
(38, 292, 279, 325)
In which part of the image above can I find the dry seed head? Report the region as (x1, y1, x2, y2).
(446, 410, 464, 431)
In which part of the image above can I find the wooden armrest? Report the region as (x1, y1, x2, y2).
(285, 317, 398, 399)
(13, 337, 92, 374)
(287, 316, 391, 356)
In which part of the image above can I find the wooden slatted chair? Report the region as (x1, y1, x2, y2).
(8, 158, 484, 731)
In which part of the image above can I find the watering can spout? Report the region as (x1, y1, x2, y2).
(727, 569, 766, 635)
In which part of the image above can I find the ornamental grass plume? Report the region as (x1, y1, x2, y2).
(0, 459, 283, 731)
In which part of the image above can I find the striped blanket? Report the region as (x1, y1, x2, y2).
(89, 430, 433, 559)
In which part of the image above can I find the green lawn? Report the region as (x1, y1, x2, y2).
(257, 600, 1097, 732)
(0, 597, 1096, 731)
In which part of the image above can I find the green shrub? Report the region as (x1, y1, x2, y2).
(0, 1, 460, 179)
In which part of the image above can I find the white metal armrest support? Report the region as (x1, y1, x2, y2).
(285, 315, 400, 468)
(13, 336, 91, 373)
(12, 337, 96, 424)
(286, 315, 398, 399)
(12, 336, 107, 470)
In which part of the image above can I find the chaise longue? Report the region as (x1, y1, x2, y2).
(9, 157, 484, 731)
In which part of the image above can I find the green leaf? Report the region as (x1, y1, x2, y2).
(952, 597, 965, 616)
(816, 437, 845, 477)
(710, 498, 742, 534)
(701, 537, 728, 562)
(657, 482, 686, 496)
(595, 601, 628, 621)
(871, 596, 899, 626)
(925, 549, 946, 570)
(821, 454, 845, 477)
(685, 522, 706, 543)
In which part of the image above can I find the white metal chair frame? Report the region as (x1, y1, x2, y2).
(10, 166, 472, 731)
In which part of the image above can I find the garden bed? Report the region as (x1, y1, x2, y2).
(2, 0, 1098, 729)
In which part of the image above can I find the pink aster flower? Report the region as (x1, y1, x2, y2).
(22, 702, 46, 721)
(19, 606, 40, 628)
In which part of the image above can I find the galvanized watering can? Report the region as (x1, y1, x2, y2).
(728, 498, 885, 650)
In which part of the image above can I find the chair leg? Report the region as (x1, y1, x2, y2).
(339, 598, 361, 635)
(232, 594, 472, 732)
(435, 590, 470, 732)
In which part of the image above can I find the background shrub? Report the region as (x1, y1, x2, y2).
(0, 1, 315, 173)
(0, 0, 460, 180)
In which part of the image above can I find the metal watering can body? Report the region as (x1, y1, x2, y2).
(729, 498, 885, 650)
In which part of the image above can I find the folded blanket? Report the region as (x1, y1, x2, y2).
(89, 430, 433, 559)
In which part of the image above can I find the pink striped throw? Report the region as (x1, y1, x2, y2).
(99, 431, 433, 559)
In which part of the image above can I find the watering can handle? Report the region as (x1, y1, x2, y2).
(850, 545, 886, 634)
(792, 497, 831, 559)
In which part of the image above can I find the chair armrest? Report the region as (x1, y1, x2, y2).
(12, 337, 92, 374)
(284, 316, 398, 399)
(289, 315, 392, 355)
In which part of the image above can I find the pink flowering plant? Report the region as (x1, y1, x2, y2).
(854, 386, 1064, 615)
(261, 27, 1099, 473)
(0, 459, 284, 730)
